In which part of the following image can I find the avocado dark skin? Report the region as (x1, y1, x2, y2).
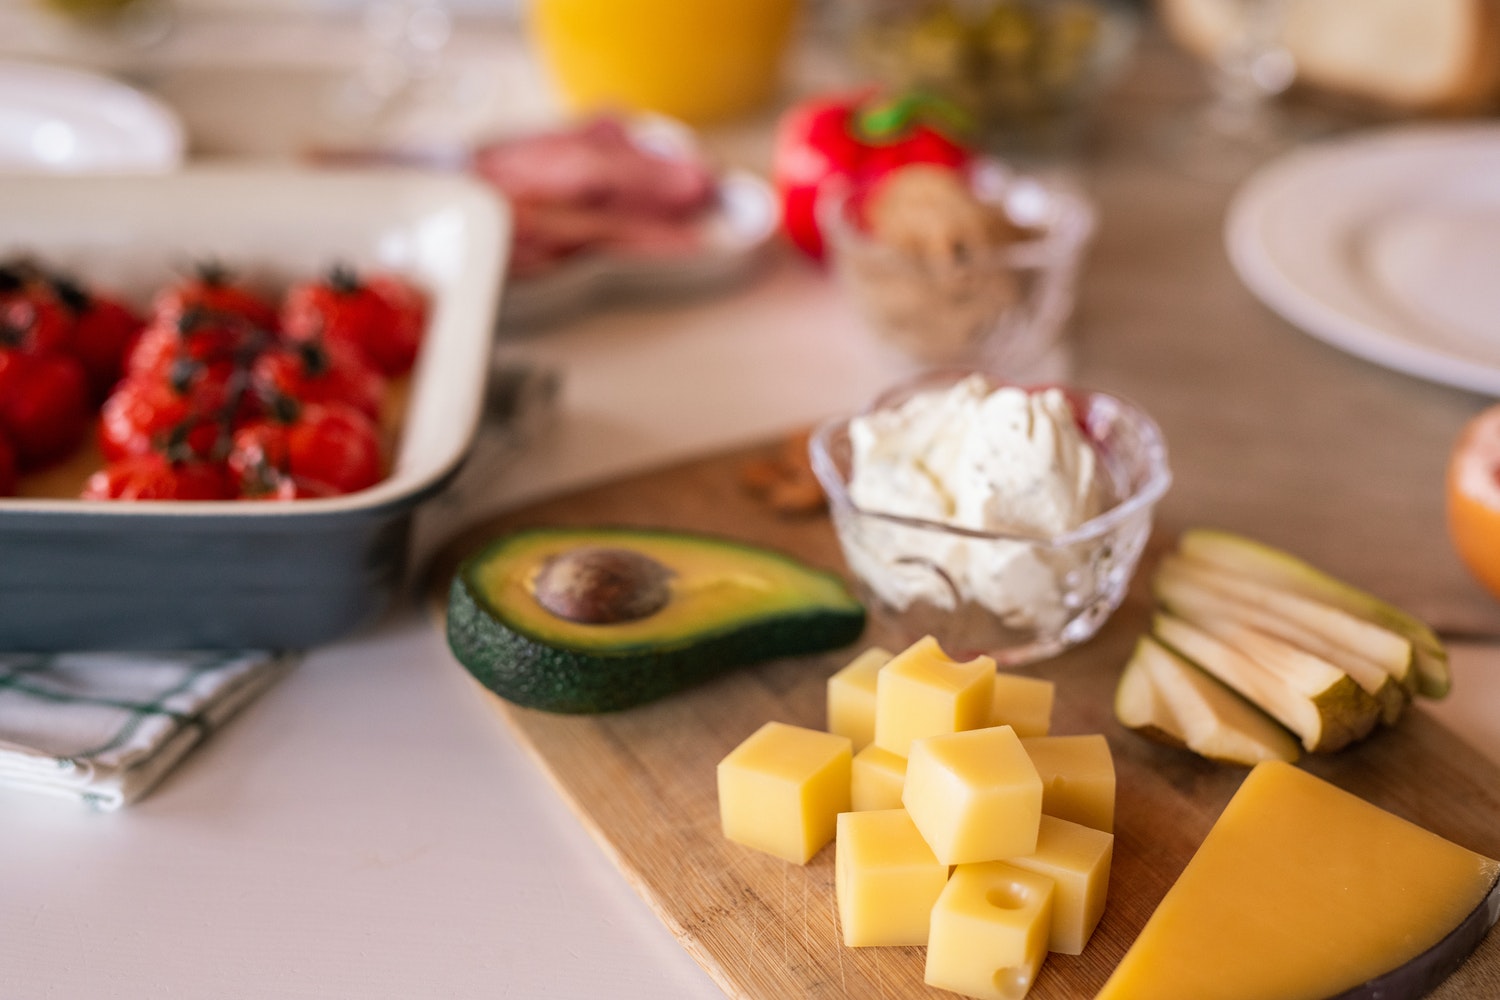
(445, 527, 867, 714)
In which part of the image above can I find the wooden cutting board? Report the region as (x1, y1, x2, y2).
(427, 438, 1500, 1000)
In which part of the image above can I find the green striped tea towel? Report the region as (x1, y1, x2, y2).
(0, 650, 294, 810)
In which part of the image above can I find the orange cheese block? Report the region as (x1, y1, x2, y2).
(1098, 761, 1500, 1000)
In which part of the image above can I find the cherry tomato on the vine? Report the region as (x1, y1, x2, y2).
(151, 263, 280, 334)
(250, 340, 386, 422)
(229, 401, 383, 498)
(82, 453, 236, 501)
(0, 349, 91, 470)
(0, 431, 17, 497)
(97, 372, 236, 463)
(49, 275, 144, 399)
(281, 266, 427, 377)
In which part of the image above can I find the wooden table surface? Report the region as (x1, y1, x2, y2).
(426, 28, 1500, 1000)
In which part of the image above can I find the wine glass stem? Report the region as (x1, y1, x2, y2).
(1209, 0, 1288, 129)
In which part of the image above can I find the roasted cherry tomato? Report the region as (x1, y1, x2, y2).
(49, 274, 145, 399)
(127, 307, 266, 381)
(0, 431, 17, 497)
(0, 349, 91, 470)
(250, 339, 386, 422)
(97, 369, 240, 463)
(0, 264, 75, 357)
(82, 452, 235, 501)
(229, 400, 383, 497)
(281, 266, 427, 378)
(151, 263, 280, 334)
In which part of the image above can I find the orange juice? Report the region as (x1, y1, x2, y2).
(528, 0, 800, 125)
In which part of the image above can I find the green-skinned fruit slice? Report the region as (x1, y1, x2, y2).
(1154, 556, 1409, 725)
(1152, 612, 1380, 753)
(446, 526, 867, 714)
(1179, 528, 1449, 698)
(1116, 635, 1300, 766)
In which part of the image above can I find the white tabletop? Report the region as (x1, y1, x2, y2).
(5, 14, 1500, 1000)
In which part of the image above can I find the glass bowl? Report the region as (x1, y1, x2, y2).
(821, 160, 1095, 375)
(836, 0, 1139, 159)
(809, 369, 1170, 666)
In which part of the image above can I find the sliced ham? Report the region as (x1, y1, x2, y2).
(472, 115, 719, 279)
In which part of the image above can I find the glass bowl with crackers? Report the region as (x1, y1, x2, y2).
(821, 160, 1095, 374)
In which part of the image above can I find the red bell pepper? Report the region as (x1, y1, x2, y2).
(772, 90, 974, 260)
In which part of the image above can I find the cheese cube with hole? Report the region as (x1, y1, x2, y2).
(1020, 734, 1116, 833)
(717, 721, 851, 864)
(827, 647, 892, 751)
(835, 809, 950, 947)
(851, 742, 908, 812)
(990, 674, 1055, 737)
(875, 636, 995, 757)
(1006, 815, 1114, 955)
(925, 861, 1055, 1000)
(903, 725, 1043, 866)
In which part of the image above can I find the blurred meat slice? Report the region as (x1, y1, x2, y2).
(473, 114, 720, 279)
(474, 115, 716, 217)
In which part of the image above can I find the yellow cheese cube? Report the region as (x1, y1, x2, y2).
(925, 861, 1055, 1000)
(874, 635, 995, 757)
(1007, 815, 1114, 955)
(990, 673, 1055, 737)
(835, 809, 949, 947)
(717, 721, 851, 864)
(851, 743, 908, 812)
(903, 725, 1043, 866)
(1020, 734, 1116, 833)
(826, 647, 892, 751)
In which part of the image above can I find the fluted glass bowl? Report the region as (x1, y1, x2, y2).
(821, 160, 1095, 374)
(809, 369, 1170, 665)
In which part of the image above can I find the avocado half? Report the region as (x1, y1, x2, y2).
(446, 526, 867, 713)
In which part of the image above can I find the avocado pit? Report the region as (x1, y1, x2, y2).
(532, 546, 674, 624)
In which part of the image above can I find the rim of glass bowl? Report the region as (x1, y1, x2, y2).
(817, 158, 1097, 271)
(808, 374, 1172, 550)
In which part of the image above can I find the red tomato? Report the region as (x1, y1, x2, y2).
(230, 401, 383, 497)
(250, 340, 386, 422)
(127, 307, 266, 381)
(281, 267, 427, 377)
(0, 431, 17, 497)
(82, 453, 235, 501)
(0, 266, 74, 356)
(97, 373, 231, 463)
(0, 349, 91, 469)
(62, 285, 145, 399)
(151, 263, 280, 334)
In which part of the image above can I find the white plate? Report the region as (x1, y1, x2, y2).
(1226, 124, 1500, 396)
(495, 115, 779, 330)
(0, 60, 184, 174)
(498, 169, 778, 330)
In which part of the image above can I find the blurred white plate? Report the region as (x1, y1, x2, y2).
(1226, 124, 1500, 395)
(499, 168, 778, 330)
(0, 61, 185, 174)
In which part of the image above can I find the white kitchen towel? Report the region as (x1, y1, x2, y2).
(0, 650, 294, 811)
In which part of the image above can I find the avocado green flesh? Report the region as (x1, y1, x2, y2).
(446, 527, 867, 714)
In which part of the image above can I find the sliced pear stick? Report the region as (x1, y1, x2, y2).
(1152, 612, 1376, 754)
(1155, 562, 1408, 726)
(1116, 638, 1189, 751)
(1160, 552, 1416, 697)
(1119, 636, 1300, 766)
(1187, 617, 1382, 752)
(1178, 528, 1449, 698)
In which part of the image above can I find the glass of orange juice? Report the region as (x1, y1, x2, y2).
(527, 0, 801, 125)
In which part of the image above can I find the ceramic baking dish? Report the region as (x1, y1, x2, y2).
(0, 167, 507, 649)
